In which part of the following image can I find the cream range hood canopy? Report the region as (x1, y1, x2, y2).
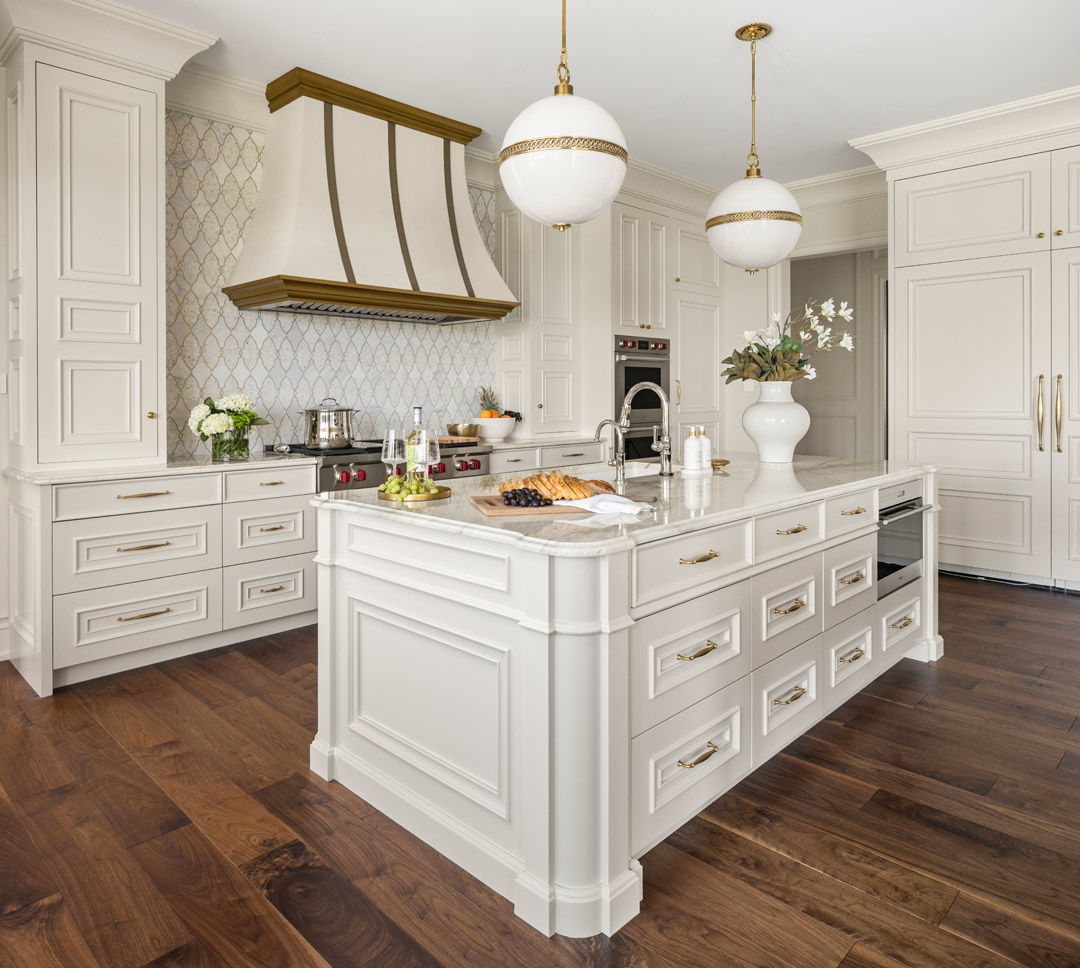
(223, 68, 519, 324)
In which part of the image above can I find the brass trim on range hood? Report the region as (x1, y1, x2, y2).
(221, 276, 519, 323)
(266, 67, 481, 145)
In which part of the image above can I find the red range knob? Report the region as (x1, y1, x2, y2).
(353, 469, 366, 482)
(436, 462, 446, 473)
(469, 459, 481, 470)
(427, 465, 435, 475)
(456, 460, 468, 471)
(337, 471, 351, 483)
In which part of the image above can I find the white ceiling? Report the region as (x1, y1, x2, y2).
(124, 0, 1080, 185)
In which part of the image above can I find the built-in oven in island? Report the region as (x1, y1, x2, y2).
(615, 336, 670, 461)
(877, 480, 931, 598)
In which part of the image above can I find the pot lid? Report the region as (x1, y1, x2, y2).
(299, 397, 355, 413)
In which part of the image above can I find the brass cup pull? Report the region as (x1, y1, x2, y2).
(773, 685, 807, 706)
(679, 550, 719, 565)
(676, 641, 719, 662)
(259, 525, 285, 532)
(838, 647, 866, 664)
(677, 741, 718, 769)
(116, 541, 170, 553)
(838, 572, 864, 585)
(259, 585, 285, 594)
(1038, 374, 1045, 451)
(117, 490, 170, 500)
(562, 453, 585, 457)
(772, 599, 805, 616)
(117, 607, 171, 623)
(776, 524, 807, 535)
(891, 616, 914, 630)
(840, 507, 866, 516)
(1056, 374, 1063, 453)
(260, 480, 285, 486)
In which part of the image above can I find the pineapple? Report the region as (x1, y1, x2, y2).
(478, 386, 500, 418)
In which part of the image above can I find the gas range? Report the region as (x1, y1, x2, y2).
(268, 440, 493, 492)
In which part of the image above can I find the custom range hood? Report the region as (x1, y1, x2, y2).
(222, 68, 518, 324)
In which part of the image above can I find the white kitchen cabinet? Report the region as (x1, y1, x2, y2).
(671, 218, 723, 296)
(613, 202, 669, 333)
(1051, 247, 1080, 581)
(1051, 146, 1080, 250)
(672, 291, 723, 461)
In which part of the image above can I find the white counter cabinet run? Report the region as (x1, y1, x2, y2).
(311, 455, 943, 938)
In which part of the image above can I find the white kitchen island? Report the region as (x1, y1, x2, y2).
(310, 455, 943, 938)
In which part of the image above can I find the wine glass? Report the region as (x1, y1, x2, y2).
(381, 429, 405, 478)
(425, 434, 441, 481)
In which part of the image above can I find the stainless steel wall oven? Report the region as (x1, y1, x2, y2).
(615, 337, 670, 456)
(877, 480, 930, 598)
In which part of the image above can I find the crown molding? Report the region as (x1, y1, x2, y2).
(464, 146, 499, 191)
(850, 84, 1080, 175)
(167, 63, 269, 133)
(0, 0, 215, 78)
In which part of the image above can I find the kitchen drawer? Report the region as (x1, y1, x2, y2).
(750, 634, 824, 768)
(53, 473, 222, 521)
(53, 507, 222, 594)
(879, 578, 924, 655)
(222, 495, 315, 566)
(53, 569, 222, 669)
(632, 519, 753, 609)
(630, 580, 751, 736)
(538, 441, 605, 468)
(222, 463, 316, 503)
(631, 675, 751, 855)
(823, 608, 879, 714)
(753, 501, 825, 564)
(222, 552, 316, 630)
(751, 552, 824, 668)
(822, 533, 877, 627)
(825, 488, 877, 538)
(489, 447, 539, 474)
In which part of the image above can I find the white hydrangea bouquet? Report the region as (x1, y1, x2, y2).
(188, 393, 269, 462)
(722, 298, 855, 383)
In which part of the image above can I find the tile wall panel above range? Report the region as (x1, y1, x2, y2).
(164, 110, 498, 458)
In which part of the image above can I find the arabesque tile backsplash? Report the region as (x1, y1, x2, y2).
(165, 110, 498, 457)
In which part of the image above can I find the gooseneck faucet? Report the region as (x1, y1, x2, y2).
(593, 419, 627, 486)
(619, 381, 674, 476)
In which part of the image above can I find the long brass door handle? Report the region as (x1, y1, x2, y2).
(116, 541, 170, 553)
(1056, 374, 1063, 453)
(677, 741, 718, 769)
(117, 607, 171, 622)
(838, 572, 864, 585)
(772, 599, 806, 615)
(676, 641, 719, 662)
(776, 524, 807, 535)
(838, 647, 866, 664)
(676, 379, 682, 406)
(679, 550, 719, 565)
(772, 685, 807, 706)
(840, 507, 866, 516)
(1038, 374, 1045, 451)
(891, 616, 913, 630)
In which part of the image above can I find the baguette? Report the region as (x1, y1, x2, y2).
(586, 479, 615, 494)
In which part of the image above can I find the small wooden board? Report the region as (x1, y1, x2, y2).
(438, 436, 479, 445)
(470, 495, 590, 516)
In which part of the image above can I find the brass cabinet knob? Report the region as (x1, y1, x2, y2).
(537, 403, 543, 409)
(646, 324, 652, 329)
(1056, 229, 1064, 236)
(146, 412, 156, 418)
(674, 276, 681, 282)
(639, 323, 645, 329)
(1037, 232, 1046, 238)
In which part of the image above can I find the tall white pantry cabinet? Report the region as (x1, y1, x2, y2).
(889, 145, 1080, 583)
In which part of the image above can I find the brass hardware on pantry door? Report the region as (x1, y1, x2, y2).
(1056, 374, 1063, 452)
(1038, 374, 1045, 451)
(676, 379, 681, 405)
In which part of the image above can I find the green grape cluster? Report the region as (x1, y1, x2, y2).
(378, 474, 440, 502)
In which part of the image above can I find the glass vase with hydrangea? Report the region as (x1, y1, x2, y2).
(187, 393, 270, 461)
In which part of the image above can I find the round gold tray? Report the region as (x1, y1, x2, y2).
(378, 485, 452, 502)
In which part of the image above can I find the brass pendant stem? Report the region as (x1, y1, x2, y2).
(735, 23, 771, 176)
(554, 0, 573, 94)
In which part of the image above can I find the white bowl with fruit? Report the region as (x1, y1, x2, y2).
(475, 386, 518, 442)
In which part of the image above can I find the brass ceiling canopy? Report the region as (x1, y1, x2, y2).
(735, 23, 772, 42)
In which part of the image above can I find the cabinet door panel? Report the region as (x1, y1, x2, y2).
(1051, 146, 1080, 250)
(894, 254, 1051, 577)
(36, 64, 159, 464)
(1051, 248, 1080, 581)
(674, 295, 722, 413)
(614, 204, 641, 330)
(673, 219, 722, 293)
(895, 155, 1050, 266)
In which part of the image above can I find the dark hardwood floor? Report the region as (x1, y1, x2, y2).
(2, 573, 1080, 968)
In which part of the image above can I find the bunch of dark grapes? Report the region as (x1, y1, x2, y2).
(502, 488, 553, 509)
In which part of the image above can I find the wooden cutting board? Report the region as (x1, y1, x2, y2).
(439, 436, 479, 445)
(470, 495, 590, 516)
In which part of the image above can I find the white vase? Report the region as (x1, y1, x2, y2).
(742, 381, 810, 463)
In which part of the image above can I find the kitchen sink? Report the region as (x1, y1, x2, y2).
(572, 461, 666, 482)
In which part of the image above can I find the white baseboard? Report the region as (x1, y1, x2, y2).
(0, 615, 9, 662)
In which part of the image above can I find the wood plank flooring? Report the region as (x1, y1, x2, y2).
(1, 574, 1079, 968)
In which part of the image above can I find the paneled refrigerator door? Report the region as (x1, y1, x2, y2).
(1051, 248, 1080, 582)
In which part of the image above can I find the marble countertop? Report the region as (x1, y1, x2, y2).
(4, 449, 318, 486)
(314, 453, 933, 557)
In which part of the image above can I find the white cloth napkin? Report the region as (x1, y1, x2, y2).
(554, 493, 652, 515)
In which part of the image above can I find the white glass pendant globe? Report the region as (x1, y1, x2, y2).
(706, 176, 802, 271)
(499, 94, 627, 228)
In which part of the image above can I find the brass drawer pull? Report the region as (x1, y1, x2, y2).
(838, 572, 864, 585)
(116, 541, 170, 553)
(891, 616, 913, 630)
(775, 524, 807, 535)
(773, 685, 807, 706)
(676, 641, 719, 662)
(679, 550, 719, 565)
(677, 741, 718, 769)
(260, 480, 285, 486)
(772, 599, 805, 616)
(840, 507, 866, 516)
(117, 607, 171, 623)
(562, 452, 586, 457)
(259, 525, 285, 532)
(259, 585, 285, 594)
(117, 490, 170, 500)
(838, 647, 866, 664)
(505, 458, 522, 463)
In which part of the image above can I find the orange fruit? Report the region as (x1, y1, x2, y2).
(500, 414, 513, 419)
(480, 409, 498, 418)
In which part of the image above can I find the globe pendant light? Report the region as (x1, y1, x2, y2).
(499, 0, 627, 231)
(706, 24, 802, 273)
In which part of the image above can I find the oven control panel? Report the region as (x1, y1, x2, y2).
(616, 338, 668, 351)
